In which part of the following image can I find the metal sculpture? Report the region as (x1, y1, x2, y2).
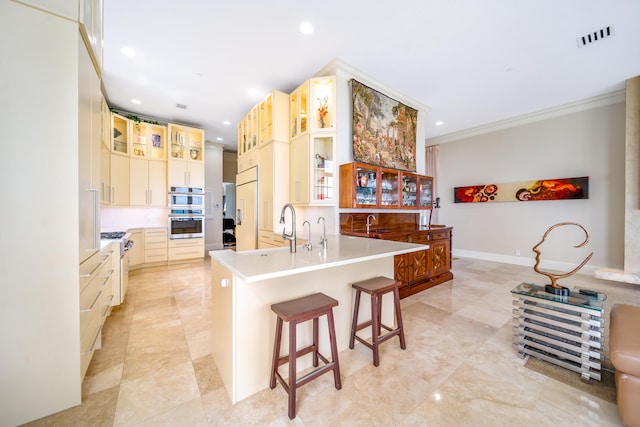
(532, 222, 593, 295)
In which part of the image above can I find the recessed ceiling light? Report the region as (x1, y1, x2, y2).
(435, 121, 444, 126)
(216, 137, 223, 141)
(131, 99, 141, 105)
(300, 22, 314, 35)
(223, 120, 231, 126)
(121, 47, 135, 57)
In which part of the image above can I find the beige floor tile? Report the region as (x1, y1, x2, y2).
(28, 257, 627, 427)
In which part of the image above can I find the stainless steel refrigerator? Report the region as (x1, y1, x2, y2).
(235, 166, 258, 251)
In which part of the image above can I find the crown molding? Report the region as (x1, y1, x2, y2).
(426, 90, 625, 145)
(315, 58, 431, 113)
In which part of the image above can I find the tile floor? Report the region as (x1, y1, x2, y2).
(25, 257, 640, 426)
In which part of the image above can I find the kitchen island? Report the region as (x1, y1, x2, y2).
(209, 235, 424, 404)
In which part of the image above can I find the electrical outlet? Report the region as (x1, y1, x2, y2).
(515, 249, 521, 256)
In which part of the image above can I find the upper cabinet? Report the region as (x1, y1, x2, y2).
(111, 113, 129, 156)
(131, 122, 167, 160)
(290, 77, 336, 139)
(169, 123, 204, 162)
(237, 105, 258, 157)
(339, 162, 433, 209)
(80, 0, 104, 71)
(168, 123, 205, 188)
(238, 90, 288, 161)
(259, 91, 289, 145)
(290, 134, 335, 205)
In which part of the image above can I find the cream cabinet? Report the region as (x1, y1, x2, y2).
(80, 0, 103, 70)
(109, 153, 130, 206)
(237, 105, 258, 157)
(99, 245, 115, 321)
(237, 148, 259, 173)
(290, 134, 335, 205)
(290, 76, 336, 139)
(111, 113, 129, 155)
(130, 158, 167, 207)
(168, 123, 205, 187)
(99, 98, 111, 205)
(258, 141, 289, 232)
(79, 251, 105, 380)
(258, 91, 289, 146)
(168, 238, 204, 261)
(127, 229, 144, 268)
(168, 159, 204, 188)
(145, 228, 168, 263)
(130, 122, 167, 160)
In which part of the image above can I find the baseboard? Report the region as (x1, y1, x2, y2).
(452, 249, 599, 276)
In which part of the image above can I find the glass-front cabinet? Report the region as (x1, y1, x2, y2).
(379, 167, 400, 208)
(339, 162, 378, 208)
(290, 134, 335, 205)
(310, 77, 336, 132)
(238, 105, 259, 156)
(131, 122, 167, 160)
(340, 162, 433, 210)
(290, 81, 308, 138)
(401, 172, 418, 208)
(169, 124, 203, 162)
(418, 176, 433, 208)
(258, 90, 289, 146)
(290, 76, 336, 139)
(111, 113, 129, 155)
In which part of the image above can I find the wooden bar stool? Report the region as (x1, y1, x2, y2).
(269, 293, 342, 420)
(349, 276, 406, 366)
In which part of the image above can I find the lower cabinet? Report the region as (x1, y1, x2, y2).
(144, 228, 168, 263)
(169, 237, 204, 261)
(390, 227, 453, 298)
(79, 242, 117, 380)
(127, 229, 144, 269)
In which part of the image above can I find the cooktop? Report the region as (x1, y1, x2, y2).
(101, 231, 127, 240)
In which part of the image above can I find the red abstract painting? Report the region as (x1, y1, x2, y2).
(454, 177, 588, 203)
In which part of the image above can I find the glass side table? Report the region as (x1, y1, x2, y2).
(511, 282, 606, 381)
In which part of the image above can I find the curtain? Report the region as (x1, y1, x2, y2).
(425, 144, 439, 224)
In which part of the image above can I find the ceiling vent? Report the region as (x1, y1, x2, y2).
(577, 26, 614, 48)
(176, 103, 187, 109)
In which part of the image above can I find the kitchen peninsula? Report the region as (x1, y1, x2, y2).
(209, 235, 424, 404)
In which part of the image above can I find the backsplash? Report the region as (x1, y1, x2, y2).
(101, 207, 169, 231)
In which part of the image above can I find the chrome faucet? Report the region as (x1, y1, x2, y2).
(366, 214, 376, 234)
(280, 203, 297, 253)
(317, 216, 327, 249)
(302, 221, 313, 251)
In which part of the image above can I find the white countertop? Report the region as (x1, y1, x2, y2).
(209, 235, 426, 282)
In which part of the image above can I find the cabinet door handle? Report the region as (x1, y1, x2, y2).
(149, 190, 152, 205)
(81, 289, 103, 313)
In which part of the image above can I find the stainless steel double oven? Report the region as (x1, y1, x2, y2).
(168, 187, 204, 239)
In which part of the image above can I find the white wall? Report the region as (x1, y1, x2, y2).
(434, 100, 626, 272)
(205, 144, 224, 251)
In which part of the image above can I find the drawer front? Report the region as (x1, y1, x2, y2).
(80, 276, 102, 353)
(169, 237, 204, 248)
(169, 246, 204, 261)
(410, 233, 429, 244)
(145, 248, 168, 263)
(259, 230, 288, 248)
(145, 236, 167, 249)
(429, 230, 450, 240)
(79, 251, 103, 293)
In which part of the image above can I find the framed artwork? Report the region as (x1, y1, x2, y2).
(351, 79, 417, 171)
(454, 177, 589, 203)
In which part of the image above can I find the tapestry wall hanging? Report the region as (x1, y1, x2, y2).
(351, 79, 417, 171)
(454, 177, 589, 203)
